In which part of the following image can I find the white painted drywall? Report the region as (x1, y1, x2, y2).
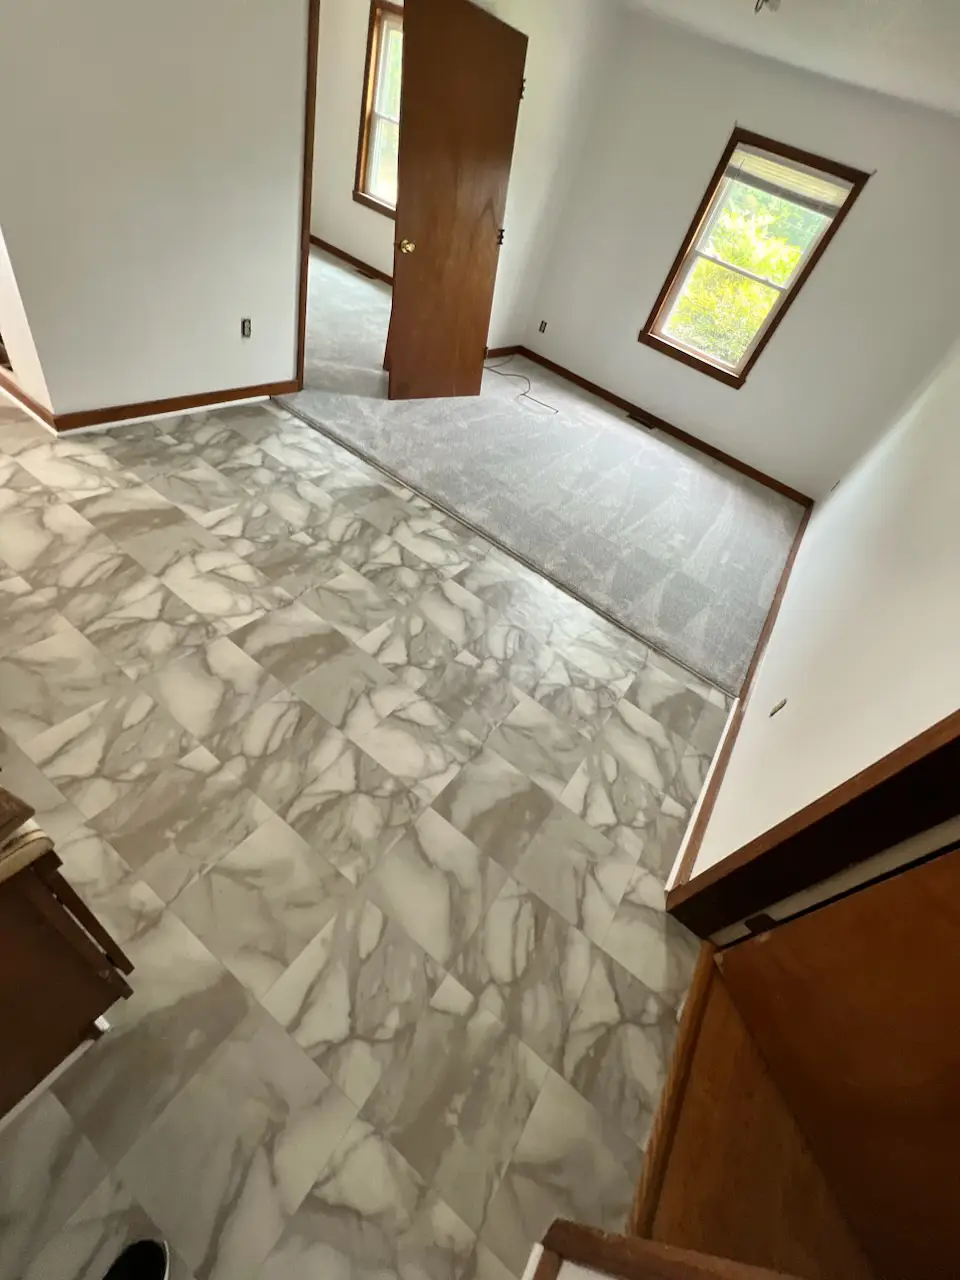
(309, 0, 611, 348)
(311, 0, 399, 277)
(483, 0, 612, 347)
(0, 227, 51, 410)
(692, 337, 960, 876)
(525, 10, 960, 498)
(0, 0, 308, 415)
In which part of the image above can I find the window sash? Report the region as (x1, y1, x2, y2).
(372, 14, 402, 124)
(366, 115, 399, 205)
(652, 173, 833, 373)
(357, 3, 402, 211)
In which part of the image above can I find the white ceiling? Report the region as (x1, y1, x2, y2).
(621, 0, 960, 116)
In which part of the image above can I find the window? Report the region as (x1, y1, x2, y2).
(355, 0, 403, 217)
(639, 128, 869, 388)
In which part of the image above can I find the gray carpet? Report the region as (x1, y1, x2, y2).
(278, 249, 804, 693)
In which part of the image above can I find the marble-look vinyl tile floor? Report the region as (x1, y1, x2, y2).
(0, 396, 730, 1280)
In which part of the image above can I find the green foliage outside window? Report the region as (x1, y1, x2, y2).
(663, 181, 827, 367)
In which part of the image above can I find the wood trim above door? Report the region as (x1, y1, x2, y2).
(668, 705, 960, 938)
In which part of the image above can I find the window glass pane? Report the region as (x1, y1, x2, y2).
(704, 180, 828, 288)
(369, 117, 399, 206)
(662, 256, 779, 367)
(376, 23, 403, 121)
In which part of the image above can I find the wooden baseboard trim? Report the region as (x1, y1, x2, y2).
(309, 234, 393, 286)
(486, 346, 521, 359)
(511, 346, 811, 508)
(54, 380, 298, 433)
(665, 506, 811, 913)
(627, 943, 717, 1237)
(0, 368, 56, 429)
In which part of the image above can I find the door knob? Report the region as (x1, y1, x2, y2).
(398, 239, 416, 254)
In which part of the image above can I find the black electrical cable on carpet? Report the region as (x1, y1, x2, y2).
(483, 357, 558, 414)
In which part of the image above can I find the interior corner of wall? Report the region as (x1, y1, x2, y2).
(0, 224, 54, 412)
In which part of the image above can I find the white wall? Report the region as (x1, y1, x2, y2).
(0, 0, 308, 415)
(311, 0, 398, 277)
(0, 227, 51, 410)
(525, 10, 960, 498)
(692, 338, 960, 876)
(309, 0, 610, 348)
(483, 0, 611, 347)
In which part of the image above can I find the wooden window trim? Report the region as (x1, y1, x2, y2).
(354, 0, 403, 221)
(638, 127, 871, 389)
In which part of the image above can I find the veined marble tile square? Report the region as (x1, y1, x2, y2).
(358, 696, 481, 803)
(559, 737, 668, 864)
(0, 727, 85, 842)
(15, 439, 126, 498)
(292, 646, 409, 740)
(202, 693, 339, 817)
(75, 576, 221, 681)
(142, 459, 243, 523)
(159, 547, 294, 633)
(58, 824, 172, 948)
(596, 866, 699, 1006)
(262, 895, 445, 1108)
(562, 949, 681, 1152)
(0, 576, 63, 657)
(512, 804, 635, 946)
(116, 1007, 357, 1280)
(0, 620, 124, 744)
(359, 607, 460, 690)
(0, 502, 110, 587)
(367, 809, 508, 968)
(230, 598, 351, 686)
(487, 695, 590, 800)
(280, 732, 419, 884)
(91, 744, 275, 902)
(451, 877, 595, 1071)
(148, 635, 286, 742)
(260, 1117, 475, 1280)
(171, 815, 354, 997)
(54, 903, 251, 1167)
(23, 685, 194, 821)
(433, 747, 554, 872)
(363, 973, 548, 1233)
(298, 563, 403, 642)
(478, 1069, 636, 1276)
(71, 483, 186, 542)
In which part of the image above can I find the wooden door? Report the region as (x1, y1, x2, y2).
(719, 847, 960, 1280)
(386, 0, 527, 400)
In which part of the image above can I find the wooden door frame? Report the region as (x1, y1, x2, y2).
(296, 0, 323, 389)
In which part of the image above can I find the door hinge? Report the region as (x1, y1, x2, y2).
(497, 228, 505, 246)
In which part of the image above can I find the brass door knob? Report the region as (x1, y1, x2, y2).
(398, 239, 416, 254)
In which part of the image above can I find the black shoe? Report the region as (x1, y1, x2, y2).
(103, 1239, 169, 1280)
